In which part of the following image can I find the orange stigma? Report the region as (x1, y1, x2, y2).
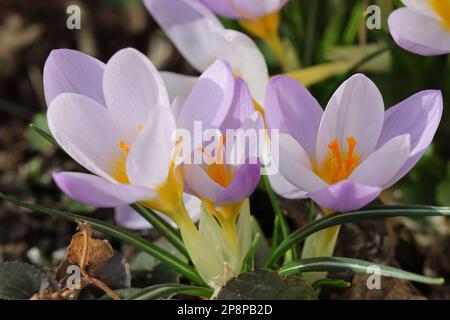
(200, 135, 234, 188)
(315, 136, 359, 185)
(119, 140, 130, 153)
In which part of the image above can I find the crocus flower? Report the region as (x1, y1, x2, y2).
(199, 0, 289, 20)
(173, 66, 260, 288)
(388, 0, 450, 56)
(182, 77, 262, 244)
(43, 48, 228, 228)
(265, 74, 443, 213)
(144, 0, 302, 200)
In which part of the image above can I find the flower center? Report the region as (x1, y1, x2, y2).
(111, 125, 144, 184)
(314, 136, 360, 185)
(428, 0, 450, 31)
(200, 136, 234, 188)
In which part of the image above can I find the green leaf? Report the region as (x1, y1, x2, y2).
(241, 233, 261, 272)
(279, 257, 444, 285)
(0, 262, 49, 300)
(131, 204, 189, 259)
(0, 192, 206, 287)
(261, 173, 295, 262)
(217, 269, 317, 300)
(265, 206, 450, 267)
(100, 288, 141, 300)
(126, 284, 213, 300)
(312, 278, 351, 290)
(130, 238, 186, 285)
(28, 122, 58, 148)
(27, 115, 56, 152)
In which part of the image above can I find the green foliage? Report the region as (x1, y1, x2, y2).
(0, 262, 49, 300)
(280, 257, 444, 285)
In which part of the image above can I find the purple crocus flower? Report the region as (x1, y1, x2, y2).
(180, 73, 262, 227)
(265, 74, 443, 212)
(388, 0, 450, 56)
(43, 48, 240, 228)
(199, 0, 289, 20)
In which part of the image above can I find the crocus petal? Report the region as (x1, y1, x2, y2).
(126, 107, 176, 190)
(48, 93, 126, 182)
(220, 78, 254, 132)
(115, 206, 152, 230)
(376, 90, 443, 187)
(161, 71, 198, 101)
(308, 180, 382, 212)
(171, 96, 186, 124)
(43, 49, 105, 106)
(268, 172, 308, 199)
(315, 74, 385, 166)
(350, 135, 411, 188)
(144, 0, 268, 105)
(103, 48, 170, 138)
(53, 172, 154, 208)
(201, 0, 288, 19)
(177, 60, 235, 135)
(183, 164, 224, 202)
(276, 133, 327, 193)
(184, 193, 202, 223)
(115, 193, 201, 230)
(144, 0, 223, 72)
(199, 0, 242, 19)
(388, 8, 450, 56)
(183, 162, 260, 206)
(265, 75, 323, 156)
(216, 30, 269, 105)
(402, 0, 439, 19)
(215, 163, 261, 206)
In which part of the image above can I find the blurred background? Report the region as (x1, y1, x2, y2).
(0, 0, 449, 299)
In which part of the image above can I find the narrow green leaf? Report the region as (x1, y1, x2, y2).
(29, 123, 58, 147)
(131, 204, 189, 259)
(261, 173, 295, 263)
(265, 206, 450, 267)
(0, 193, 206, 287)
(241, 233, 261, 272)
(126, 284, 213, 300)
(312, 278, 351, 290)
(279, 257, 444, 285)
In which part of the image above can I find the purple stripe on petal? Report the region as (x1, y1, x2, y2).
(308, 180, 382, 213)
(377, 90, 443, 187)
(53, 172, 154, 208)
(265, 75, 323, 156)
(388, 8, 450, 56)
(215, 162, 261, 206)
(178, 60, 235, 135)
(220, 78, 254, 132)
(44, 49, 105, 106)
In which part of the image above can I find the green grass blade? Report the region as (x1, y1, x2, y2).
(29, 123, 58, 147)
(130, 204, 189, 259)
(261, 173, 296, 263)
(279, 257, 444, 285)
(241, 233, 261, 273)
(126, 284, 213, 300)
(265, 206, 450, 267)
(0, 192, 207, 287)
(312, 278, 351, 290)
